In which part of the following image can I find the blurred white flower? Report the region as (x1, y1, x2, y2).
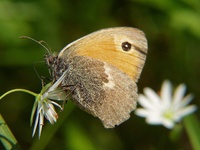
(135, 80, 197, 129)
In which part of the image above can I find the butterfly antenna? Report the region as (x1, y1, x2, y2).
(20, 36, 52, 54)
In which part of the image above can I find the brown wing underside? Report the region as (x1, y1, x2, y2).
(62, 56, 138, 128)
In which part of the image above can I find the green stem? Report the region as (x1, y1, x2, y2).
(183, 114, 200, 150)
(0, 89, 37, 100)
(0, 89, 37, 149)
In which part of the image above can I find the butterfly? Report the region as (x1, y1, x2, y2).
(44, 27, 148, 128)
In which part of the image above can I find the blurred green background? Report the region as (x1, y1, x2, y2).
(0, 0, 200, 149)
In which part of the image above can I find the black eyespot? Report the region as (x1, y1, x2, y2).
(121, 42, 132, 52)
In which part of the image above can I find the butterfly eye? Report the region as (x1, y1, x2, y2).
(121, 42, 132, 52)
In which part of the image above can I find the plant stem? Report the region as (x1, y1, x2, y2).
(0, 89, 37, 100)
(183, 114, 200, 150)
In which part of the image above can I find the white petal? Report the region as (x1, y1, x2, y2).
(172, 83, 186, 105)
(49, 100, 62, 109)
(143, 87, 161, 107)
(161, 80, 172, 107)
(174, 105, 197, 121)
(47, 89, 67, 101)
(32, 106, 40, 137)
(146, 114, 162, 124)
(161, 118, 174, 129)
(47, 70, 67, 93)
(179, 94, 194, 108)
(38, 111, 44, 138)
(135, 109, 151, 117)
(44, 103, 54, 124)
(47, 103, 58, 123)
(138, 95, 156, 110)
(32, 104, 43, 137)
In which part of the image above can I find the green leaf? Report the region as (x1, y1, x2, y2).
(0, 114, 21, 150)
(183, 114, 200, 150)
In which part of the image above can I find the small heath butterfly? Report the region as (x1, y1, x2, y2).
(45, 27, 147, 128)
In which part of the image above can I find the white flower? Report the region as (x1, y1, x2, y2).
(31, 96, 61, 138)
(135, 80, 197, 129)
(31, 71, 68, 138)
(30, 84, 61, 138)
